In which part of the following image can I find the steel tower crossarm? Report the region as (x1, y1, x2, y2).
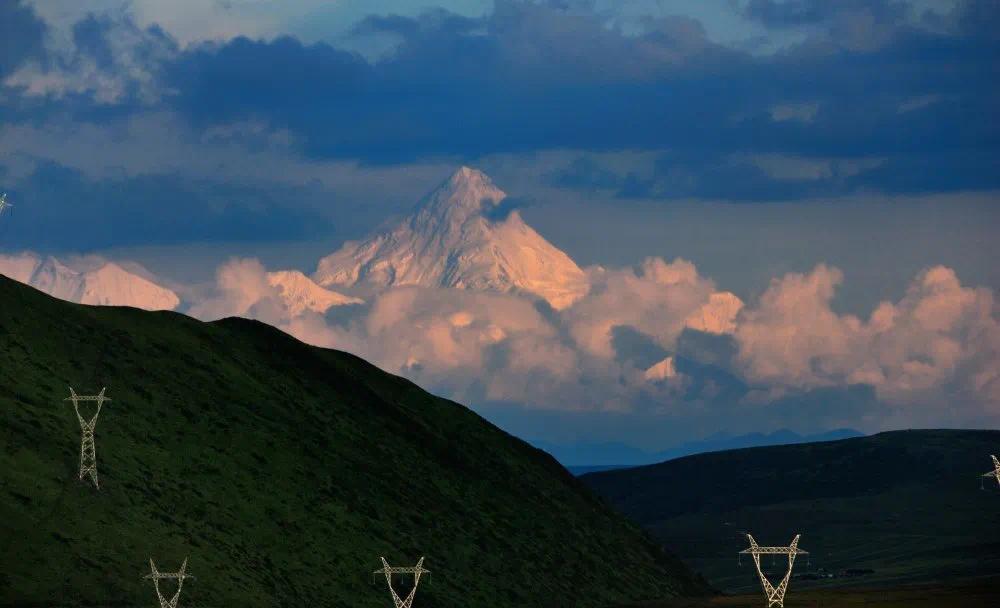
(375, 557, 429, 608)
(144, 558, 194, 608)
(739, 534, 807, 608)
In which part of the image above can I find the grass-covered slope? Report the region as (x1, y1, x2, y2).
(0, 275, 710, 607)
(581, 430, 1000, 593)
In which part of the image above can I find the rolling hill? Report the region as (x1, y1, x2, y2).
(581, 430, 1000, 594)
(0, 274, 710, 607)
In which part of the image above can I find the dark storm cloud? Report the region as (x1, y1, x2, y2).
(152, 0, 998, 194)
(2, 162, 333, 251)
(743, 0, 908, 28)
(159, 1, 750, 163)
(0, 0, 46, 78)
(548, 151, 871, 202)
(166, 36, 370, 132)
(1, 7, 177, 127)
(71, 15, 118, 70)
(2, 0, 998, 200)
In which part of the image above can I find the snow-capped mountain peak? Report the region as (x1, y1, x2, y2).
(0, 253, 180, 311)
(313, 167, 588, 309)
(416, 166, 505, 217)
(266, 270, 363, 316)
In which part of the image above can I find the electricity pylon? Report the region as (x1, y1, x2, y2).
(983, 454, 1000, 489)
(64, 387, 110, 489)
(374, 557, 429, 608)
(144, 558, 194, 608)
(739, 534, 808, 607)
(0, 193, 11, 216)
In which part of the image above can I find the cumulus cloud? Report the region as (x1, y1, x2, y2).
(735, 264, 1000, 411)
(180, 254, 998, 429)
(357, 287, 580, 405)
(565, 258, 742, 358)
(188, 258, 285, 322)
(184, 255, 747, 410)
(187, 257, 363, 325)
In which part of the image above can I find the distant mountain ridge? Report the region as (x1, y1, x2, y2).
(0, 252, 180, 311)
(0, 253, 363, 317)
(534, 428, 864, 470)
(313, 167, 589, 309)
(581, 429, 1000, 592)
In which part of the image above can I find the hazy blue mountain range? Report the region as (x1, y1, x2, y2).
(532, 428, 864, 473)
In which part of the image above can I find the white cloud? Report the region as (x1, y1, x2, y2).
(182, 255, 744, 412)
(148, 254, 1000, 426)
(735, 264, 1000, 411)
(187, 257, 283, 322)
(565, 257, 741, 358)
(186, 257, 362, 324)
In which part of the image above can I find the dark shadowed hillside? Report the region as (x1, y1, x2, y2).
(582, 430, 1000, 593)
(0, 275, 710, 607)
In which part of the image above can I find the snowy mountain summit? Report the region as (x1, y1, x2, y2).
(314, 167, 588, 309)
(0, 253, 179, 311)
(267, 270, 363, 316)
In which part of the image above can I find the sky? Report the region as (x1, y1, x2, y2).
(1, 0, 998, 451)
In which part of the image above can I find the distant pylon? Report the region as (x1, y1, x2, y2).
(64, 387, 110, 488)
(983, 454, 1000, 489)
(144, 558, 194, 608)
(374, 557, 429, 608)
(739, 534, 808, 608)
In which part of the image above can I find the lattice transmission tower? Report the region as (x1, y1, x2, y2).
(64, 387, 110, 489)
(0, 193, 11, 216)
(739, 534, 808, 608)
(983, 454, 1000, 489)
(374, 556, 430, 608)
(144, 558, 194, 608)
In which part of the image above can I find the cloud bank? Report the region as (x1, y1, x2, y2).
(182, 256, 999, 434)
(736, 264, 1000, 411)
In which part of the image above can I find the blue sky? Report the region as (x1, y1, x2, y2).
(1, 0, 997, 448)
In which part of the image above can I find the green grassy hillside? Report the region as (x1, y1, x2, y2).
(610, 579, 1000, 608)
(582, 430, 1000, 593)
(0, 275, 710, 607)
